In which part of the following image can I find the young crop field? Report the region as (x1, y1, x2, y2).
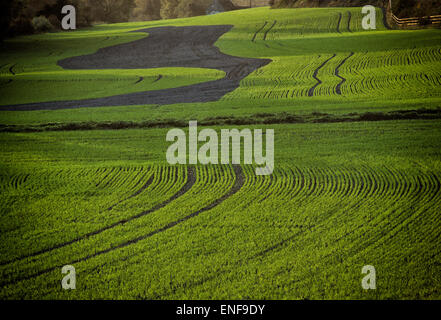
(0, 68, 224, 105)
(0, 6, 440, 300)
(0, 120, 440, 299)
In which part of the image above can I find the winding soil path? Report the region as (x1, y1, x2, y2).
(3, 25, 271, 111)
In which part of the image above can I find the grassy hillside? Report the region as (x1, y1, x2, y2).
(0, 7, 440, 126)
(0, 7, 440, 299)
(1, 120, 440, 299)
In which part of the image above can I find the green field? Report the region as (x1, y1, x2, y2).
(0, 68, 225, 105)
(0, 7, 440, 299)
(1, 7, 440, 124)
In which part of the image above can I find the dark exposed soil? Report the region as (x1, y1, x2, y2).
(2, 25, 271, 111)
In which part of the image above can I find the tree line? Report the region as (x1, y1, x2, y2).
(0, 0, 237, 38)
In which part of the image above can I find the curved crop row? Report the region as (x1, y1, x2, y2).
(225, 45, 441, 100)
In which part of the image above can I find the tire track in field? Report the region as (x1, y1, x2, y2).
(381, 7, 392, 30)
(335, 52, 354, 95)
(347, 11, 352, 32)
(4, 26, 271, 111)
(336, 13, 342, 34)
(2, 166, 243, 286)
(106, 173, 155, 211)
(9, 64, 16, 76)
(134, 76, 144, 84)
(252, 21, 268, 42)
(153, 74, 162, 83)
(0, 167, 195, 268)
(250, 166, 435, 265)
(308, 54, 336, 97)
(263, 21, 277, 41)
